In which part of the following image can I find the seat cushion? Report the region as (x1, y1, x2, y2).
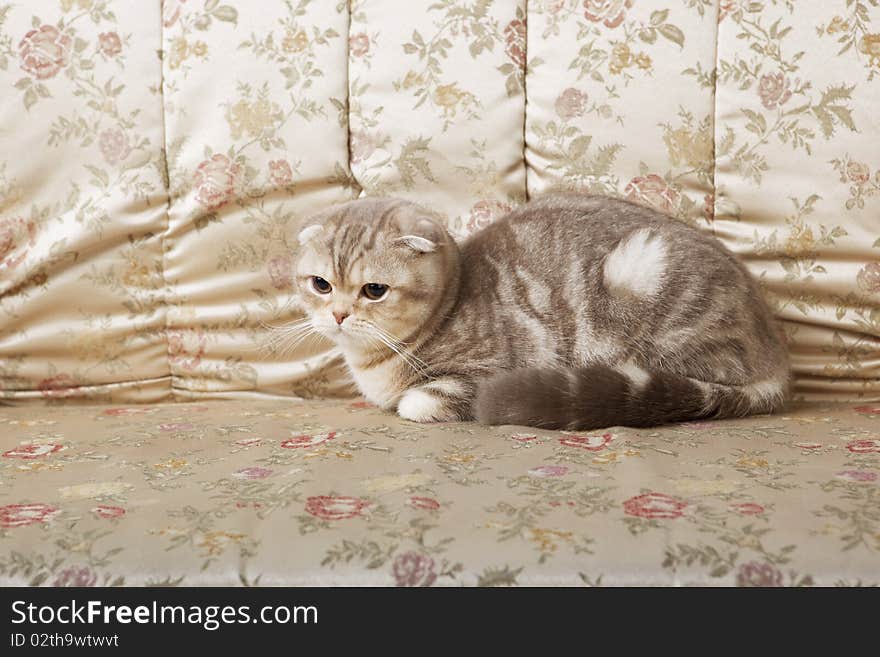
(2, 400, 878, 586)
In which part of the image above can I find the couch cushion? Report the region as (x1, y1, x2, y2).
(160, 0, 355, 399)
(0, 1, 169, 402)
(348, 0, 528, 236)
(714, 2, 880, 400)
(1, 399, 878, 586)
(526, 0, 717, 228)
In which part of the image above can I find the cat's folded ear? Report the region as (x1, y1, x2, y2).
(392, 217, 442, 253)
(297, 224, 323, 246)
(393, 234, 436, 253)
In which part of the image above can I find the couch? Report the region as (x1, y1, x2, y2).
(1, 0, 878, 586)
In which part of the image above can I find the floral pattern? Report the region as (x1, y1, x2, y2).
(1, 1, 878, 402)
(1, 399, 879, 586)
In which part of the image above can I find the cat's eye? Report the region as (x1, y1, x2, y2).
(362, 283, 389, 301)
(310, 276, 332, 294)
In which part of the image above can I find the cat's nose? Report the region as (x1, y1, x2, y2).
(333, 311, 349, 325)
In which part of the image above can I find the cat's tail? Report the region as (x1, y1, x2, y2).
(473, 363, 788, 430)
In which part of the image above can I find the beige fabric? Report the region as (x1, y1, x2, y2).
(714, 2, 880, 400)
(527, 0, 716, 227)
(1, 0, 879, 401)
(0, 1, 169, 402)
(2, 398, 879, 586)
(348, 0, 528, 236)
(161, 0, 355, 399)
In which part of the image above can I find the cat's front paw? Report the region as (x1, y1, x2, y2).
(397, 388, 454, 423)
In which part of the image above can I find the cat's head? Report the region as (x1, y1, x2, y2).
(293, 198, 459, 354)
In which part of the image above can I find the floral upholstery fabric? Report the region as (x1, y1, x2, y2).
(1, 0, 879, 401)
(2, 399, 879, 586)
(1, 1, 170, 401)
(1, 0, 879, 588)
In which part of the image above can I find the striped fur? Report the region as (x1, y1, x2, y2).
(292, 194, 790, 430)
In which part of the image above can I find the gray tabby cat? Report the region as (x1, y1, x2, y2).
(292, 194, 789, 429)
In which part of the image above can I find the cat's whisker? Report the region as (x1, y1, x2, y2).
(256, 319, 316, 355)
(259, 317, 312, 332)
(259, 325, 311, 349)
(278, 326, 321, 358)
(367, 328, 432, 379)
(369, 324, 431, 373)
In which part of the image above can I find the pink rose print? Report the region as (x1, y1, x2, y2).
(268, 159, 293, 187)
(92, 505, 126, 519)
(623, 492, 687, 519)
(194, 153, 240, 210)
(504, 19, 526, 68)
(267, 255, 293, 290)
(349, 33, 370, 57)
(854, 405, 880, 415)
(718, 1, 736, 23)
(625, 174, 680, 213)
(528, 465, 569, 478)
(559, 433, 613, 451)
(835, 470, 877, 483)
(167, 328, 206, 371)
(233, 467, 273, 480)
(846, 161, 870, 183)
(0, 217, 37, 272)
(555, 87, 588, 120)
(408, 496, 441, 511)
(305, 495, 369, 520)
(53, 566, 97, 587)
(281, 432, 336, 449)
(37, 374, 77, 399)
(163, 0, 188, 28)
(730, 502, 765, 516)
(703, 193, 715, 222)
(510, 433, 537, 443)
(465, 200, 513, 235)
(19, 24, 72, 80)
(350, 131, 379, 164)
(392, 551, 437, 587)
(98, 128, 131, 165)
(736, 561, 783, 587)
(846, 439, 880, 454)
(758, 72, 792, 110)
(2, 443, 63, 460)
(98, 32, 122, 58)
(0, 503, 59, 528)
(583, 0, 633, 29)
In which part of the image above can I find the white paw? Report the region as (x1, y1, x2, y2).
(397, 389, 446, 423)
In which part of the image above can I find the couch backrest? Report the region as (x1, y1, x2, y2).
(1, 0, 878, 403)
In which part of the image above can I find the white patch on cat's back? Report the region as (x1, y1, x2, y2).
(603, 229, 667, 297)
(398, 388, 445, 422)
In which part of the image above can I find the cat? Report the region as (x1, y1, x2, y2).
(291, 193, 790, 430)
